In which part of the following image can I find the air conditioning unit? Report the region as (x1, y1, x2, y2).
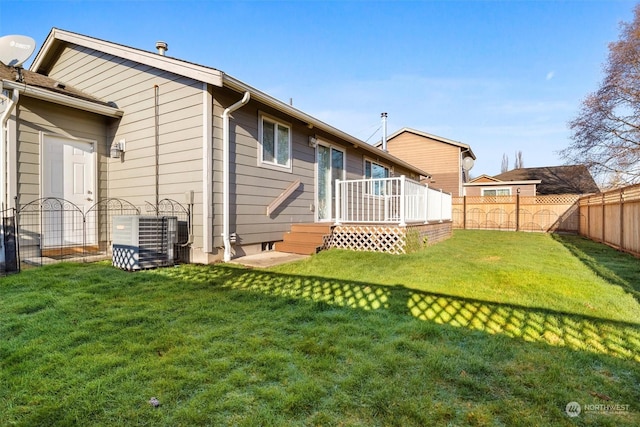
(112, 215, 177, 270)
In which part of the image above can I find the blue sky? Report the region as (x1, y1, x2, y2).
(1, 0, 636, 176)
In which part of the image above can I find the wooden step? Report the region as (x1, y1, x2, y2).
(274, 241, 321, 255)
(282, 231, 325, 245)
(275, 223, 333, 255)
(290, 223, 333, 234)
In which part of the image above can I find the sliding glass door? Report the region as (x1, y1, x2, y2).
(317, 144, 345, 221)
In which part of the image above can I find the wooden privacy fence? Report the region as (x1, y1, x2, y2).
(452, 195, 581, 232)
(578, 184, 640, 257)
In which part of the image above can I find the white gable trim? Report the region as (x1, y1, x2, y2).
(31, 29, 223, 87)
(2, 80, 123, 118)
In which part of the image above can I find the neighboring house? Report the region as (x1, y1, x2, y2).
(1, 28, 438, 263)
(378, 128, 476, 197)
(463, 174, 540, 197)
(491, 165, 599, 196)
(463, 165, 599, 196)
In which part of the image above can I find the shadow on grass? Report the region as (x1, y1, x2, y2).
(552, 233, 640, 304)
(160, 264, 640, 363)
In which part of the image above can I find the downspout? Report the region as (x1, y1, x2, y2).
(0, 87, 19, 210)
(222, 91, 250, 262)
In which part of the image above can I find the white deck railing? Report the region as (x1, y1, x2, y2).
(335, 176, 452, 226)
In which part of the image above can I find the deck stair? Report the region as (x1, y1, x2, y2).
(274, 223, 333, 255)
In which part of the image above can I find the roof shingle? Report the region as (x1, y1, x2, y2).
(0, 62, 112, 107)
(493, 165, 599, 195)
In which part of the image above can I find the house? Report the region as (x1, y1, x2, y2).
(1, 28, 451, 265)
(463, 174, 541, 196)
(464, 165, 599, 196)
(492, 165, 599, 195)
(378, 128, 476, 197)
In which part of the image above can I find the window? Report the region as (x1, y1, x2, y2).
(259, 114, 291, 170)
(364, 159, 390, 195)
(364, 159, 390, 179)
(482, 188, 511, 196)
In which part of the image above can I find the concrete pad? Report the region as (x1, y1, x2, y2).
(228, 251, 309, 268)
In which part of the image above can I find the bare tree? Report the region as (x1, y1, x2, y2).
(514, 150, 524, 169)
(501, 153, 509, 173)
(561, 4, 640, 185)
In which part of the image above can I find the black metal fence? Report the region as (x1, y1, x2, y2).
(6, 197, 191, 273)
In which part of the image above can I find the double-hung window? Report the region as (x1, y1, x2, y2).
(259, 113, 292, 171)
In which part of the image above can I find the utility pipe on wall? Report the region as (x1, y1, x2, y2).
(154, 85, 160, 210)
(222, 91, 250, 262)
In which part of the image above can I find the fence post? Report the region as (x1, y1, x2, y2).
(439, 189, 444, 223)
(515, 192, 520, 231)
(602, 193, 606, 243)
(620, 188, 624, 249)
(463, 195, 467, 229)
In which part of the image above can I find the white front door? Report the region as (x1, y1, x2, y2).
(42, 135, 96, 247)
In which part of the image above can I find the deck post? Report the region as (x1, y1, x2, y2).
(334, 179, 342, 225)
(424, 184, 429, 224)
(399, 175, 406, 227)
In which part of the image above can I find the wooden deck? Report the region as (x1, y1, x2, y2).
(276, 222, 452, 255)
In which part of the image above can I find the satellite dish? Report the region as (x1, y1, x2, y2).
(0, 35, 36, 67)
(462, 156, 475, 171)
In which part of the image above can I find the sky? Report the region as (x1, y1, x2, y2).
(0, 0, 636, 176)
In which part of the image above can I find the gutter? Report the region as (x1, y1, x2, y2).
(222, 91, 250, 262)
(222, 74, 430, 178)
(0, 86, 19, 209)
(1, 80, 123, 118)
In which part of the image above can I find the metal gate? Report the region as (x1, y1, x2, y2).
(15, 197, 191, 268)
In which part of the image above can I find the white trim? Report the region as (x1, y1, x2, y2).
(202, 84, 213, 253)
(7, 119, 17, 207)
(481, 187, 512, 196)
(31, 29, 223, 87)
(224, 74, 430, 178)
(465, 180, 541, 187)
(257, 111, 292, 173)
(2, 80, 123, 118)
(315, 140, 345, 222)
(384, 127, 476, 159)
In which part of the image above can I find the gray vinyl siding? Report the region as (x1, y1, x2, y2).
(211, 89, 317, 248)
(39, 41, 422, 256)
(47, 44, 206, 248)
(15, 97, 109, 207)
(210, 87, 407, 249)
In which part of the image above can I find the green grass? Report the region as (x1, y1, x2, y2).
(0, 230, 638, 426)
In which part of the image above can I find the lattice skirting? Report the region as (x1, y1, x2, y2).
(327, 222, 452, 255)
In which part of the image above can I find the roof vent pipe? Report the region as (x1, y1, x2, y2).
(155, 41, 168, 56)
(381, 112, 388, 152)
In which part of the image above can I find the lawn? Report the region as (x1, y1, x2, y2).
(0, 230, 638, 426)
